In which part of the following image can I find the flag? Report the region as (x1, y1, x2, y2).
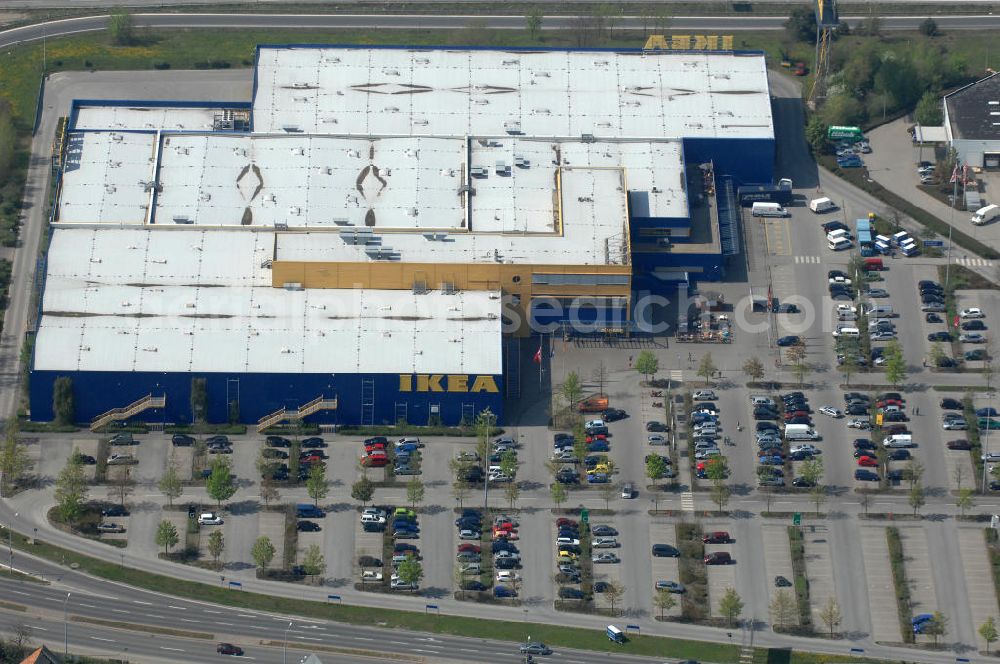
(950, 165, 959, 183)
(962, 164, 969, 185)
(533, 346, 542, 364)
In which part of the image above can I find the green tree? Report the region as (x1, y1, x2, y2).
(915, 90, 943, 126)
(653, 589, 676, 619)
(696, 353, 717, 384)
(251, 535, 276, 571)
(157, 463, 183, 507)
(190, 377, 207, 424)
(0, 419, 30, 496)
(572, 423, 589, 467)
(52, 376, 75, 426)
(107, 465, 135, 507)
(635, 350, 659, 383)
(592, 361, 609, 397)
(928, 342, 947, 368)
(560, 371, 583, 405)
(207, 530, 225, 569)
(906, 458, 925, 489)
(799, 457, 824, 487)
(305, 463, 329, 506)
(504, 481, 520, 509)
(980, 616, 998, 653)
(406, 476, 425, 509)
(499, 449, 518, 478)
(822, 92, 866, 127)
(604, 581, 625, 615)
(452, 480, 471, 508)
(784, 5, 817, 43)
(351, 475, 374, 505)
(646, 454, 667, 483)
(259, 477, 279, 506)
(819, 596, 842, 637)
(804, 115, 828, 155)
(205, 457, 237, 507)
(839, 338, 861, 385)
(710, 482, 731, 515)
(109, 8, 135, 45)
(155, 519, 179, 555)
(770, 588, 797, 628)
(550, 481, 567, 509)
(54, 455, 88, 522)
(396, 555, 423, 588)
(883, 340, 907, 387)
(742, 356, 765, 383)
(719, 587, 744, 627)
(924, 611, 948, 645)
(909, 482, 926, 516)
(956, 487, 974, 517)
(301, 543, 326, 577)
(474, 409, 497, 470)
(526, 8, 543, 41)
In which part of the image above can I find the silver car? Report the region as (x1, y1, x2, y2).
(647, 434, 667, 445)
(592, 537, 619, 548)
(592, 552, 620, 564)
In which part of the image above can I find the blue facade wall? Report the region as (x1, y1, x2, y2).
(29, 370, 503, 427)
(632, 252, 725, 281)
(682, 137, 775, 187)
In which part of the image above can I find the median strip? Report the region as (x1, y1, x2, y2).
(261, 640, 422, 661)
(70, 615, 214, 640)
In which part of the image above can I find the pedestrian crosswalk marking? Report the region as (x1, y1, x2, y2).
(794, 255, 821, 264)
(955, 258, 994, 267)
(669, 369, 683, 383)
(680, 491, 694, 512)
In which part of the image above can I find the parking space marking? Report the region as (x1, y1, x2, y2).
(860, 526, 901, 642)
(794, 256, 821, 264)
(763, 218, 792, 256)
(761, 525, 798, 625)
(898, 526, 936, 617)
(649, 521, 681, 619)
(957, 529, 998, 650)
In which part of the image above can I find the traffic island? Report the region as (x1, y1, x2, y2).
(787, 526, 813, 633)
(676, 522, 709, 621)
(886, 526, 915, 644)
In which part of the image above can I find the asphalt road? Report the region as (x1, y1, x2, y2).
(3, 0, 1000, 7)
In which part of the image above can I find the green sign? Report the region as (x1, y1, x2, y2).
(793, 512, 801, 526)
(581, 508, 589, 525)
(827, 125, 863, 141)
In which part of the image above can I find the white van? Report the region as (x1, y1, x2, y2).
(832, 326, 860, 338)
(750, 395, 775, 407)
(809, 197, 836, 213)
(867, 304, 895, 318)
(828, 237, 852, 251)
(883, 434, 913, 448)
(361, 513, 386, 525)
(751, 202, 790, 217)
(875, 234, 891, 245)
(784, 424, 821, 440)
(972, 204, 1000, 226)
(891, 231, 911, 246)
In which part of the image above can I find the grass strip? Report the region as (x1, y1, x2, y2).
(985, 529, 1000, 614)
(261, 639, 420, 661)
(885, 526, 914, 644)
(676, 521, 708, 621)
(787, 526, 813, 630)
(0, 600, 28, 612)
(7, 528, 741, 662)
(71, 615, 213, 639)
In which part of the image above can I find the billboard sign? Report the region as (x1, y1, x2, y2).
(827, 125, 863, 140)
(644, 35, 734, 51)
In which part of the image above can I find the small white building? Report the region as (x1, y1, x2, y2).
(944, 71, 1000, 169)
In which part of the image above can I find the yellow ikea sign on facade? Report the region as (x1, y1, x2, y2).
(399, 374, 500, 393)
(643, 35, 734, 51)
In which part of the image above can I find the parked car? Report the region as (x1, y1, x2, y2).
(216, 643, 244, 656)
(171, 434, 195, 447)
(652, 544, 680, 557)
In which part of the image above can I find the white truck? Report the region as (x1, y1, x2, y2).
(971, 204, 1000, 226)
(809, 197, 836, 213)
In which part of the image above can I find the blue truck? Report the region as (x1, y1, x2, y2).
(737, 178, 794, 207)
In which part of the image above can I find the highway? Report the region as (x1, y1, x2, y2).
(4, 0, 1000, 7)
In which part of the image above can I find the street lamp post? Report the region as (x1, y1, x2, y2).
(283, 621, 292, 664)
(63, 592, 71, 661)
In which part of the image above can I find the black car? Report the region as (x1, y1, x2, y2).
(652, 544, 680, 557)
(846, 404, 869, 416)
(297, 520, 322, 532)
(558, 587, 586, 600)
(966, 349, 989, 361)
(855, 469, 879, 482)
(362, 521, 385, 533)
(887, 469, 910, 482)
(777, 335, 801, 347)
(556, 469, 580, 484)
(171, 434, 195, 446)
(963, 320, 988, 331)
(492, 540, 519, 554)
(928, 331, 953, 342)
(101, 505, 129, 517)
(394, 543, 419, 554)
(925, 313, 944, 323)
(455, 517, 481, 530)
(300, 437, 327, 448)
(269, 467, 289, 481)
(888, 449, 912, 461)
(602, 408, 627, 422)
(823, 222, 849, 233)
(940, 398, 963, 410)
(774, 303, 800, 314)
(495, 557, 520, 569)
(462, 466, 484, 483)
(462, 581, 488, 592)
(753, 409, 779, 421)
(646, 421, 668, 432)
(591, 525, 618, 537)
(791, 477, 815, 488)
(205, 435, 229, 446)
(853, 439, 876, 450)
(217, 643, 244, 656)
(266, 435, 291, 447)
(883, 411, 908, 422)
(73, 452, 97, 465)
(936, 357, 960, 368)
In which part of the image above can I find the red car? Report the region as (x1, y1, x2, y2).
(857, 456, 878, 467)
(361, 455, 388, 468)
(585, 434, 607, 443)
(556, 518, 577, 528)
(364, 442, 386, 453)
(301, 454, 325, 464)
(457, 543, 481, 554)
(784, 410, 809, 421)
(702, 531, 730, 544)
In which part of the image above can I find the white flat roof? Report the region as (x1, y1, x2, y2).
(253, 46, 773, 140)
(73, 105, 229, 132)
(35, 228, 502, 375)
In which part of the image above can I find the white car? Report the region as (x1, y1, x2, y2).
(961, 308, 985, 319)
(818, 406, 843, 418)
(586, 419, 606, 429)
(556, 536, 580, 547)
(458, 529, 479, 540)
(848, 419, 872, 429)
(695, 448, 722, 460)
(836, 304, 857, 314)
(488, 472, 512, 483)
(198, 512, 223, 525)
(361, 570, 383, 582)
(390, 576, 417, 590)
(496, 570, 521, 583)
(960, 333, 987, 344)
(648, 434, 667, 445)
(790, 444, 819, 455)
(828, 276, 852, 285)
(693, 390, 717, 401)
(592, 537, 619, 548)
(982, 452, 1000, 462)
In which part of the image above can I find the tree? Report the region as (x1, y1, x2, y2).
(155, 519, 179, 555)
(710, 482, 731, 515)
(956, 487, 974, 517)
(604, 581, 625, 615)
(158, 463, 183, 507)
(259, 477, 279, 506)
(918, 17, 939, 37)
(452, 480, 471, 508)
(406, 476, 425, 509)
(785, 5, 817, 43)
(635, 350, 659, 383)
(819, 596, 842, 637)
(504, 481, 520, 509)
(909, 482, 926, 516)
(696, 354, 718, 384)
(770, 588, 797, 628)
(928, 342, 947, 369)
(396, 555, 423, 588)
(860, 492, 872, 516)
(719, 587, 744, 627)
(560, 371, 584, 406)
(653, 589, 676, 619)
(804, 115, 828, 155)
(207, 530, 224, 569)
(54, 455, 88, 522)
(305, 463, 329, 506)
(915, 90, 943, 126)
(526, 8, 543, 41)
(980, 616, 998, 653)
(790, 357, 811, 387)
(550, 481, 567, 509)
(809, 485, 827, 517)
(107, 465, 135, 507)
(599, 481, 617, 510)
(0, 419, 30, 496)
(592, 361, 609, 397)
(109, 9, 135, 45)
(646, 454, 667, 485)
(572, 423, 589, 467)
(924, 611, 948, 645)
(799, 458, 824, 487)
(251, 535, 276, 571)
(821, 93, 866, 127)
(301, 543, 326, 577)
(499, 449, 518, 478)
(840, 339, 861, 385)
(52, 376, 75, 426)
(206, 457, 237, 507)
(351, 475, 374, 506)
(860, 9, 883, 37)
(884, 340, 907, 387)
(190, 377, 207, 424)
(905, 458, 925, 489)
(742, 356, 765, 383)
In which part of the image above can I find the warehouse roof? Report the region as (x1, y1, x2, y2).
(946, 72, 1000, 141)
(71, 104, 236, 132)
(252, 45, 773, 139)
(34, 228, 503, 375)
